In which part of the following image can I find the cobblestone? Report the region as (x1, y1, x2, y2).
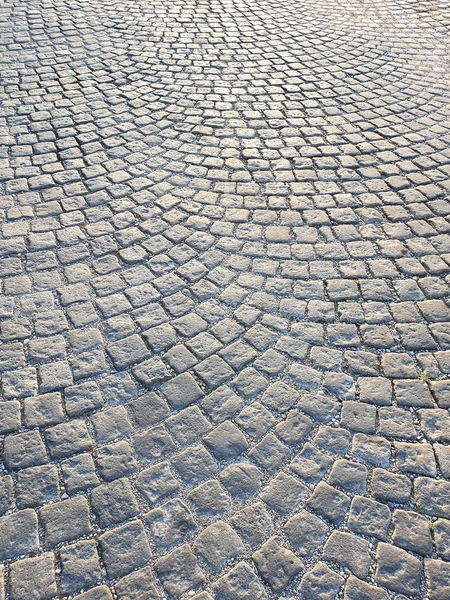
(2, 0, 450, 597)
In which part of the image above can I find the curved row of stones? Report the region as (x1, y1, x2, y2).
(1, 0, 450, 598)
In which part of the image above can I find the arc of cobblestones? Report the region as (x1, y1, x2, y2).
(2, 0, 450, 599)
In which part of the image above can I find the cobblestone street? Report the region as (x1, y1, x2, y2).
(2, 0, 450, 598)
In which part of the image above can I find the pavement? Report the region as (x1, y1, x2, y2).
(1, 0, 450, 598)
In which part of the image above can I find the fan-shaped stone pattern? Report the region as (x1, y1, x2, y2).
(1, 0, 450, 598)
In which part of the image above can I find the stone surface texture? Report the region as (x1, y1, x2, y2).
(1, 0, 450, 598)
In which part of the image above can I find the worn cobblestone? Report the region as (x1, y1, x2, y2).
(1, 0, 450, 597)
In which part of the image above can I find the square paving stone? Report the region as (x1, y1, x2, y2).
(115, 567, 161, 600)
(219, 462, 262, 499)
(61, 453, 100, 494)
(252, 538, 303, 593)
(172, 444, 218, 485)
(188, 480, 232, 517)
(59, 540, 102, 594)
(144, 498, 197, 549)
(23, 392, 65, 427)
(371, 468, 411, 504)
(132, 425, 175, 463)
(39, 496, 91, 547)
(95, 440, 138, 481)
(2, 430, 47, 470)
(154, 544, 205, 597)
(166, 406, 212, 445)
(0, 509, 39, 561)
(230, 502, 273, 548)
(91, 478, 139, 527)
(161, 372, 203, 409)
(343, 576, 389, 600)
(425, 559, 450, 600)
(0, 401, 20, 434)
(204, 420, 248, 460)
(9, 553, 57, 600)
(194, 521, 244, 572)
(289, 442, 332, 484)
(16, 464, 59, 508)
(127, 392, 170, 428)
(249, 433, 291, 473)
(299, 562, 344, 600)
(64, 380, 103, 417)
(329, 459, 368, 493)
(392, 509, 433, 555)
(194, 356, 234, 388)
(213, 561, 268, 600)
(348, 496, 391, 540)
(0, 476, 13, 516)
(73, 586, 113, 600)
(260, 471, 308, 514)
(306, 482, 350, 525)
(323, 531, 370, 579)
(136, 462, 180, 505)
(90, 406, 133, 444)
(45, 420, 92, 459)
(375, 542, 422, 596)
(284, 510, 328, 559)
(414, 477, 450, 518)
(99, 520, 151, 579)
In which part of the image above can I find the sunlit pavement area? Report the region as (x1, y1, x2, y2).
(1, 0, 450, 598)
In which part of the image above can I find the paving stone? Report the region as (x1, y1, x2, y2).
(230, 502, 273, 547)
(61, 453, 100, 494)
(219, 462, 262, 498)
(99, 520, 151, 579)
(144, 498, 197, 549)
(425, 559, 450, 600)
(59, 540, 102, 594)
(0, 400, 20, 434)
(204, 420, 248, 460)
(375, 542, 422, 596)
(290, 442, 333, 484)
(188, 479, 232, 517)
(0, 509, 39, 561)
(136, 462, 180, 505)
(371, 468, 411, 504)
(161, 372, 203, 409)
(329, 459, 368, 493)
(351, 433, 391, 468)
(2, 430, 47, 470)
(0, 476, 14, 516)
(307, 482, 350, 525)
(323, 531, 371, 579)
(194, 520, 244, 572)
(252, 537, 303, 593)
(392, 509, 433, 555)
(45, 420, 92, 459)
(348, 496, 392, 540)
(39, 496, 91, 547)
(213, 561, 268, 600)
(154, 544, 205, 597)
(95, 440, 138, 481)
(16, 464, 59, 508)
(73, 587, 113, 600)
(9, 553, 57, 600)
(115, 567, 161, 599)
(91, 478, 139, 527)
(343, 577, 389, 600)
(260, 471, 308, 514)
(23, 392, 65, 428)
(299, 562, 344, 600)
(414, 477, 450, 518)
